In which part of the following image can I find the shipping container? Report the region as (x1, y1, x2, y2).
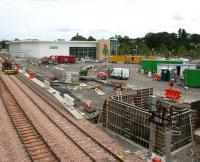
(55, 55, 76, 63)
(141, 60, 183, 73)
(183, 69, 200, 88)
(108, 55, 143, 64)
(108, 55, 127, 63)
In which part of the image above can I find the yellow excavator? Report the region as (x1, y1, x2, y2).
(2, 59, 18, 75)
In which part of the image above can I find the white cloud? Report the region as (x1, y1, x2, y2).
(0, 0, 200, 40)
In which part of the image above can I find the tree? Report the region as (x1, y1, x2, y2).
(177, 45, 188, 56)
(0, 40, 7, 49)
(118, 43, 131, 54)
(138, 42, 150, 56)
(70, 33, 87, 41)
(87, 36, 96, 41)
(117, 35, 133, 55)
(178, 28, 188, 40)
(159, 44, 170, 58)
(196, 47, 200, 58)
(190, 34, 200, 44)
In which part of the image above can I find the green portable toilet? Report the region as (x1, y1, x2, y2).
(161, 69, 170, 81)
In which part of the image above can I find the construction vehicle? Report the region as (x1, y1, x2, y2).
(2, 59, 18, 75)
(79, 67, 88, 76)
(38, 56, 55, 64)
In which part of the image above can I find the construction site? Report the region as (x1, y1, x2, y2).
(2, 0, 200, 161)
(0, 52, 199, 162)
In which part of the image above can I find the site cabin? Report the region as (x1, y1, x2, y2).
(109, 68, 130, 79)
(157, 64, 197, 79)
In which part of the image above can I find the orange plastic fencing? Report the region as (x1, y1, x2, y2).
(165, 89, 181, 100)
(152, 157, 162, 162)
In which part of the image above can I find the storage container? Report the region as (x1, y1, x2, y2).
(55, 55, 76, 63)
(183, 69, 200, 88)
(141, 60, 183, 73)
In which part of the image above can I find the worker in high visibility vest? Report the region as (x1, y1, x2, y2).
(169, 78, 175, 89)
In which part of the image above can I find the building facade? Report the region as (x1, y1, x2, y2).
(8, 39, 118, 59)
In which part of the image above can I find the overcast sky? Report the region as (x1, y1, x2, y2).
(0, 0, 200, 41)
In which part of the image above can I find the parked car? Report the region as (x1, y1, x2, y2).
(97, 71, 108, 80)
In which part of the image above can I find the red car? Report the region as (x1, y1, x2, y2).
(97, 71, 108, 80)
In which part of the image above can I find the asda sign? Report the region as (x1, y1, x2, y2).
(49, 45, 58, 49)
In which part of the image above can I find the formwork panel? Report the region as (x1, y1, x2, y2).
(101, 88, 193, 156)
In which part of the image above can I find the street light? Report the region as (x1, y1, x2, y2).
(132, 48, 135, 55)
(136, 46, 138, 55)
(116, 44, 120, 55)
(151, 48, 153, 55)
(194, 45, 197, 58)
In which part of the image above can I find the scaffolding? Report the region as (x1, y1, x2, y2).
(101, 88, 194, 156)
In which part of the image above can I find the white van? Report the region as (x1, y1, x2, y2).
(108, 68, 130, 79)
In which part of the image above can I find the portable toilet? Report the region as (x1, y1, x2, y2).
(161, 69, 170, 81)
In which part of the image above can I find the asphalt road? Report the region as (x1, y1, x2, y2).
(20, 60, 200, 103)
(51, 62, 200, 103)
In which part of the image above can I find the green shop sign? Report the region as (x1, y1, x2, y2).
(49, 45, 58, 49)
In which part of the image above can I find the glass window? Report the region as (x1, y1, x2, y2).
(70, 47, 96, 59)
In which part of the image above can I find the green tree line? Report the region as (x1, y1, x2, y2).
(115, 28, 200, 58)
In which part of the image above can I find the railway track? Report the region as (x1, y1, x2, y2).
(9, 74, 126, 162)
(0, 77, 60, 162)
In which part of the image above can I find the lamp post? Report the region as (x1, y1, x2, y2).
(190, 49, 193, 57)
(171, 49, 174, 55)
(135, 46, 138, 55)
(116, 44, 120, 55)
(151, 48, 154, 55)
(194, 45, 197, 58)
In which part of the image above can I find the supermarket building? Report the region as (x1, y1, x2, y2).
(8, 39, 118, 60)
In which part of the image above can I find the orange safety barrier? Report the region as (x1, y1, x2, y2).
(165, 89, 181, 100)
(152, 157, 162, 162)
(28, 73, 34, 79)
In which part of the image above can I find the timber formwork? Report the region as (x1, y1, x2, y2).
(101, 88, 194, 156)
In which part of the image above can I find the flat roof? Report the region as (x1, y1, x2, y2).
(8, 40, 98, 44)
(158, 64, 198, 66)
